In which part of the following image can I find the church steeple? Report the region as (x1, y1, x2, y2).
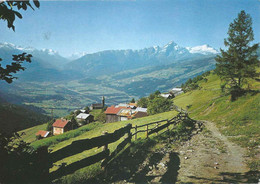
(102, 96, 105, 107)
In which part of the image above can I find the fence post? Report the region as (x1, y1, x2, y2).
(135, 125, 137, 140)
(167, 120, 169, 132)
(102, 131, 108, 151)
(125, 124, 132, 143)
(156, 123, 159, 136)
(146, 125, 149, 138)
(102, 131, 108, 177)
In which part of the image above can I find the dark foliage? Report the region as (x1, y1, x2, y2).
(137, 97, 149, 108)
(96, 111, 106, 123)
(84, 106, 90, 113)
(46, 119, 55, 131)
(71, 116, 79, 129)
(0, 132, 49, 183)
(0, 0, 40, 83)
(137, 91, 172, 115)
(147, 96, 173, 115)
(0, 53, 32, 83)
(130, 98, 135, 103)
(0, 0, 40, 31)
(0, 102, 50, 134)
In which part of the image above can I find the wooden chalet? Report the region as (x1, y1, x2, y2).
(104, 106, 126, 123)
(76, 113, 94, 124)
(117, 108, 133, 121)
(52, 119, 72, 135)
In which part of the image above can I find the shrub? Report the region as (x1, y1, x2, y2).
(130, 98, 135, 103)
(147, 97, 172, 115)
(137, 97, 149, 108)
(46, 119, 55, 131)
(96, 112, 106, 123)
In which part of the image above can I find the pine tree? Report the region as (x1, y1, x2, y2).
(215, 10, 259, 92)
(130, 98, 135, 103)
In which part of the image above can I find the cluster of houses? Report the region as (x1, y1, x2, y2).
(36, 97, 106, 138)
(35, 103, 147, 138)
(105, 103, 148, 123)
(35, 88, 183, 139)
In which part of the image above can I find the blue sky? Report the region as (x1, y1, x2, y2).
(0, 0, 259, 57)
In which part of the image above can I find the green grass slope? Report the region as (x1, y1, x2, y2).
(21, 110, 178, 183)
(174, 72, 260, 170)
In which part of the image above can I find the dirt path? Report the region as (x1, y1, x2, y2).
(94, 120, 252, 183)
(204, 120, 248, 173)
(176, 120, 249, 183)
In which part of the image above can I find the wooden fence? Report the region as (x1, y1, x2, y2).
(132, 111, 189, 140)
(47, 123, 132, 180)
(36, 111, 189, 181)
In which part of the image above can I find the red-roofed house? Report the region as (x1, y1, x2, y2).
(52, 119, 72, 135)
(35, 130, 50, 139)
(104, 106, 126, 123)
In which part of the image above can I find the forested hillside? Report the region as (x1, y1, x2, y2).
(0, 101, 50, 134)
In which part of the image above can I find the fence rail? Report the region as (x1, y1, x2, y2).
(132, 119, 168, 128)
(132, 111, 189, 140)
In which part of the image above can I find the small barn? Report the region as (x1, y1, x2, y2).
(117, 108, 133, 121)
(52, 119, 72, 135)
(76, 113, 94, 124)
(35, 130, 50, 139)
(105, 106, 125, 123)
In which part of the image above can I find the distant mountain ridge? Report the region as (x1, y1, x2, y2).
(0, 41, 218, 80)
(65, 41, 218, 77)
(0, 42, 82, 81)
(0, 42, 70, 69)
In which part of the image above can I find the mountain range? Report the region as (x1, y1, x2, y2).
(0, 41, 218, 81)
(65, 41, 218, 77)
(0, 41, 219, 116)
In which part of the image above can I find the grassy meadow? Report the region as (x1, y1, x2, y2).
(174, 71, 260, 170)
(19, 109, 178, 183)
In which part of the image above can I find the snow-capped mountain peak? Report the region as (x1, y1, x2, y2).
(160, 41, 179, 53)
(163, 41, 178, 48)
(41, 48, 59, 55)
(0, 42, 36, 52)
(186, 44, 218, 55)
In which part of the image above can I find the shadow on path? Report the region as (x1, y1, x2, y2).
(160, 152, 180, 183)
